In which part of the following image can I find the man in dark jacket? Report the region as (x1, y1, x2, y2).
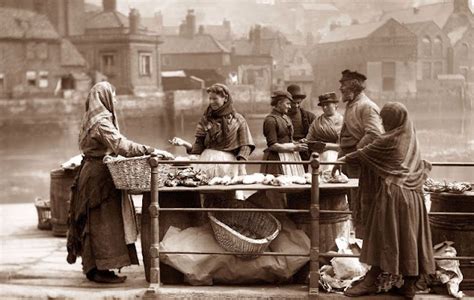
(286, 84, 316, 164)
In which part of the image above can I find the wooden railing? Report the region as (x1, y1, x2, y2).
(146, 153, 474, 298)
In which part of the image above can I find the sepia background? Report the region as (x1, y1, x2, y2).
(1, 0, 473, 205)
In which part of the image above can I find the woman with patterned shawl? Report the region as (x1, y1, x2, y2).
(66, 82, 173, 284)
(170, 83, 255, 178)
(304, 92, 343, 171)
(341, 102, 435, 298)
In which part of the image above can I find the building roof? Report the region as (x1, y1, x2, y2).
(60, 39, 87, 67)
(0, 8, 60, 40)
(204, 24, 232, 41)
(403, 21, 434, 35)
(86, 10, 146, 31)
(319, 19, 387, 44)
(86, 10, 129, 29)
(380, 2, 453, 28)
(161, 34, 229, 54)
(232, 39, 254, 55)
(447, 25, 469, 45)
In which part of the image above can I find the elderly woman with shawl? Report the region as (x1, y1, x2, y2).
(170, 83, 255, 178)
(66, 82, 173, 284)
(304, 92, 343, 172)
(340, 102, 435, 298)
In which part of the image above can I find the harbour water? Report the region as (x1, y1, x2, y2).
(1, 109, 472, 204)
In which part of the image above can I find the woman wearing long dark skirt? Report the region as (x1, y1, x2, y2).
(340, 102, 435, 298)
(66, 82, 173, 283)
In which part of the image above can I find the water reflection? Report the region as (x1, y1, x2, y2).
(1, 110, 473, 204)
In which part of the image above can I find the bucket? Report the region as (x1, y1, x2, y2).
(50, 168, 78, 237)
(287, 189, 351, 255)
(429, 190, 474, 289)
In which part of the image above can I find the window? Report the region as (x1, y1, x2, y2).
(101, 52, 116, 75)
(382, 62, 396, 91)
(460, 43, 469, 59)
(0, 73, 4, 90)
(422, 62, 432, 79)
(38, 71, 48, 88)
(433, 37, 442, 57)
(139, 52, 152, 76)
(422, 36, 432, 56)
(26, 71, 36, 86)
(37, 43, 48, 60)
(26, 42, 36, 60)
(162, 55, 170, 66)
(433, 61, 443, 78)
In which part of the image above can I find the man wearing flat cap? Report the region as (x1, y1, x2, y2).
(286, 84, 316, 166)
(333, 69, 383, 239)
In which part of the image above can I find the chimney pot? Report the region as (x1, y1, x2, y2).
(103, 0, 116, 12)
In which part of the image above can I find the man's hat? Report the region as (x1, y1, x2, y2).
(318, 92, 338, 106)
(271, 90, 293, 106)
(286, 84, 306, 101)
(339, 69, 367, 83)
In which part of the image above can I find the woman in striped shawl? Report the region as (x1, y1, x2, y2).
(340, 102, 435, 298)
(170, 83, 255, 178)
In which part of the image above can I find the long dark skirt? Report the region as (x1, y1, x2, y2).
(66, 159, 138, 274)
(360, 179, 435, 276)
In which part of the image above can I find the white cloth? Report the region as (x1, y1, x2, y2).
(277, 152, 305, 176)
(319, 150, 339, 172)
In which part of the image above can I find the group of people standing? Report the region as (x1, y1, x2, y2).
(67, 69, 435, 299)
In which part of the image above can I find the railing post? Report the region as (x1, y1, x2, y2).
(148, 154, 161, 288)
(309, 152, 320, 299)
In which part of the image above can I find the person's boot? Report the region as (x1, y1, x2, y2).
(344, 266, 381, 297)
(396, 276, 418, 299)
(86, 268, 126, 284)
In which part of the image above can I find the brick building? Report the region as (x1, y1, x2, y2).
(160, 10, 232, 87)
(313, 18, 418, 97)
(0, 7, 86, 98)
(69, 0, 162, 95)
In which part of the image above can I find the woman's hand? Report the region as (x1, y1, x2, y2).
(168, 137, 187, 146)
(152, 149, 175, 160)
(293, 143, 308, 152)
(331, 156, 346, 176)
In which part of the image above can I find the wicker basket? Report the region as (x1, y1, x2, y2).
(104, 155, 171, 194)
(207, 200, 281, 258)
(34, 198, 52, 230)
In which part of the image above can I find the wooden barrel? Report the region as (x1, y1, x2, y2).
(429, 191, 474, 289)
(287, 189, 351, 255)
(50, 168, 78, 237)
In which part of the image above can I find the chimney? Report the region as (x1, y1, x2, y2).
(179, 21, 186, 36)
(103, 0, 116, 12)
(198, 25, 205, 34)
(223, 19, 231, 39)
(154, 11, 163, 31)
(253, 24, 262, 54)
(129, 8, 140, 34)
(413, 6, 419, 14)
(453, 0, 469, 13)
(185, 9, 196, 38)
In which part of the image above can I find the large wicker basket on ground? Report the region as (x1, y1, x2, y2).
(104, 155, 171, 194)
(207, 199, 281, 258)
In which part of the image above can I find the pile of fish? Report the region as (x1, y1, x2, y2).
(207, 173, 309, 186)
(164, 167, 209, 187)
(424, 178, 472, 194)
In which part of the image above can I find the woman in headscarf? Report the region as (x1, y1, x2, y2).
(66, 81, 174, 284)
(260, 90, 308, 176)
(304, 92, 343, 172)
(170, 83, 255, 178)
(340, 102, 435, 298)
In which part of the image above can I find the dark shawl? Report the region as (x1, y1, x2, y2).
(349, 102, 431, 190)
(195, 85, 255, 152)
(310, 113, 343, 143)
